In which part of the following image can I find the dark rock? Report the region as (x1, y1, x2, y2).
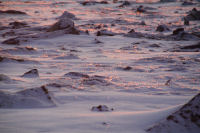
(139, 21, 146, 25)
(0, 74, 12, 82)
(173, 28, 184, 35)
(64, 72, 89, 78)
(2, 37, 20, 45)
(91, 105, 114, 112)
(149, 44, 160, 48)
(118, 1, 131, 8)
(80, 1, 108, 6)
(58, 11, 76, 20)
(94, 38, 103, 44)
(48, 17, 74, 32)
(48, 17, 80, 34)
(96, 29, 115, 36)
(180, 42, 200, 50)
(156, 25, 170, 32)
(184, 17, 189, 25)
(137, 5, 146, 13)
(0, 10, 27, 15)
(185, 8, 200, 21)
(147, 93, 200, 132)
(2, 30, 15, 37)
(21, 69, 39, 78)
(123, 66, 132, 71)
(9, 21, 28, 29)
(81, 75, 110, 86)
(182, 1, 195, 6)
(128, 29, 135, 33)
(0, 86, 55, 108)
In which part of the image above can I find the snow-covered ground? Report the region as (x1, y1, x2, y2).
(0, 0, 200, 133)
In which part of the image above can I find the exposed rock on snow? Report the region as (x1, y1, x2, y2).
(2, 37, 20, 45)
(0, 86, 55, 108)
(0, 55, 37, 63)
(0, 10, 27, 15)
(91, 105, 114, 112)
(118, 1, 131, 8)
(9, 21, 28, 29)
(81, 75, 110, 86)
(172, 28, 184, 35)
(58, 11, 77, 20)
(21, 69, 39, 78)
(93, 38, 103, 44)
(96, 29, 116, 36)
(182, 1, 195, 6)
(137, 5, 146, 13)
(48, 17, 78, 33)
(156, 25, 170, 32)
(147, 93, 200, 133)
(185, 8, 200, 21)
(171, 42, 200, 52)
(80, 0, 108, 6)
(1, 46, 37, 54)
(64, 72, 90, 78)
(125, 28, 200, 41)
(117, 66, 132, 71)
(0, 74, 13, 83)
(54, 54, 80, 60)
(159, 0, 176, 2)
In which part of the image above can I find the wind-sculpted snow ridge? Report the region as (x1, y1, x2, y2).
(147, 93, 200, 133)
(0, 86, 56, 108)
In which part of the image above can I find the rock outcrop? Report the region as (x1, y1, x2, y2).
(147, 93, 200, 133)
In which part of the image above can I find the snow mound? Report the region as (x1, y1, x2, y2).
(147, 93, 200, 133)
(0, 86, 56, 108)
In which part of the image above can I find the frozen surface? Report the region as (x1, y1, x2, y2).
(0, 0, 200, 133)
